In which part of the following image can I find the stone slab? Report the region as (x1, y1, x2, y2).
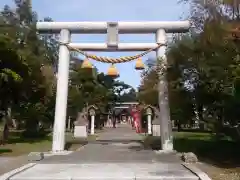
(9, 163, 198, 180)
(74, 125, 87, 138)
(152, 125, 160, 136)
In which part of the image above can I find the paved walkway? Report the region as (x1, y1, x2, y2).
(0, 156, 29, 176)
(41, 124, 180, 164)
(2, 124, 200, 180)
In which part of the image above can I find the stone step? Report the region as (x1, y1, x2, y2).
(7, 163, 200, 180)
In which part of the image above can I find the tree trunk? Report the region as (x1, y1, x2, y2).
(25, 119, 39, 134)
(0, 118, 9, 145)
(176, 120, 181, 132)
(12, 118, 19, 129)
(0, 107, 12, 145)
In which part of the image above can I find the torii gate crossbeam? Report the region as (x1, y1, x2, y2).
(36, 21, 190, 153)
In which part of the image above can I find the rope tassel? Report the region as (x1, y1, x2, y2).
(107, 64, 119, 78)
(81, 58, 92, 68)
(135, 58, 145, 70)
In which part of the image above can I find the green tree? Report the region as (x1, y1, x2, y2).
(0, 1, 58, 139)
(139, 1, 240, 136)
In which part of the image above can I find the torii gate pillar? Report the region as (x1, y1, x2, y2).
(52, 29, 71, 152)
(156, 29, 173, 151)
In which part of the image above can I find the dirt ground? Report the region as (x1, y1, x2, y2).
(196, 162, 240, 180)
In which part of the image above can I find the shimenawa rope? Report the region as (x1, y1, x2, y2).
(58, 42, 164, 64)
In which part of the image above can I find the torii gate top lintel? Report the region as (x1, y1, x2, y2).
(36, 21, 190, 52)
(36, 21, 190, 34)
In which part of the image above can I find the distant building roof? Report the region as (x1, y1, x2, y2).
(109, 102, 139, 106)
(114, 102, 139, 105)
(114, 108, 131, 116)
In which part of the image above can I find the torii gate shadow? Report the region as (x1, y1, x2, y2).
(88, 139, 146, 151)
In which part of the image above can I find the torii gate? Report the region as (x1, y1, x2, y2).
(36, 21, 190, 152)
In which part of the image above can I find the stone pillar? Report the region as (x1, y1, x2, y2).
(156, 29, 173, 151)
(147, 114, 152, 135)
(74, 112, 88, 138)
(152, 114, 161, 136)
(145, 107, 153, 135)
(90, 115, 95, 135)
(52, 29, 70, 152)
(67, 116, 71, 131)
(89, 108, 96, 135)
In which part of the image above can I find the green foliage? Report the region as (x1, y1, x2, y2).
(139, 1, 240, 138)
(143, 132, 240, 166)
(0, 1, 59, 137)
(0, 1, 137, 140)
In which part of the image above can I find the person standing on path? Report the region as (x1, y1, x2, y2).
(112, 117, 116, 128)
(107, 117, 112, 127)
(131, 117, 135, 129)
(130, 105, 141, 133)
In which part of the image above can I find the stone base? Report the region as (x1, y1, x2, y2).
(46, 151, 73, 156)
(152, 124, 160, 136)
(155, 150, 177, 154)
(74, 125, 87, 138)
(181, 152, 198, 163)
(28, 152, 44, 161)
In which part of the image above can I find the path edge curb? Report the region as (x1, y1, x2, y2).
(182, 163, 212, 180)
(76, 144, 86, 151)
(0, 163, 36, 180)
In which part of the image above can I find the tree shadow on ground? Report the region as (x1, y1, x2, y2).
(64, 138, 88, 150)
(0, 129, 52, 145)
(92, 139, 145, 151)
(6, 133, 51, 144)
(172, 129, 211, 133)
(93, 139, 142, 145)
(142, 135, 240, 168)
(127, 145, 145, 151)
(0, 148, 12, 155)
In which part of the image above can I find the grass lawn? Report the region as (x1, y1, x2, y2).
(0, 130, 97, 157)
(143, 131, 240, 168)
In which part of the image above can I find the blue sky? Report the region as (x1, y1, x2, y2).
(1, 0, 190, 89)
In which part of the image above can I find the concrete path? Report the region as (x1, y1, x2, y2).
(0, 156, 29, 176)
(0, 157, 14, 164)
(40, 124, 180, 164)
(2, 124, 200, 180)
